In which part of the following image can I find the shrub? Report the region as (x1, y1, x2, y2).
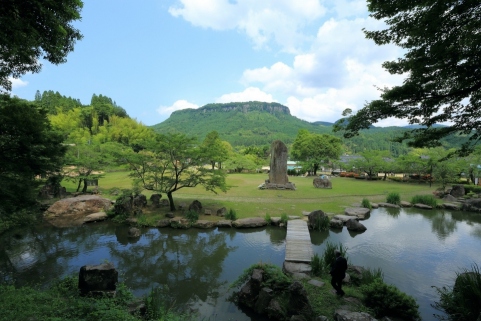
(361, 279, 421, 321)
(184, 209, 199, 223)
(230, 262, 291, 291)
(464, 185, 481, 194)
(410, 195, 437, 207)
(361, 198, 372, 210)
(264, 213, 271, 223)
(432, 264, 481, 321)
(311, 253, 325, 277)
(225, 208, 237, 220)
(361, 267, 384, 285)
(386, 192, 401, 205)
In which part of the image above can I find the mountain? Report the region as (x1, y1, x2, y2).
(151, 101, 333, 146)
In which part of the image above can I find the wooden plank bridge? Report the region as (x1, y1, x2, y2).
(285, 219, 313, 263)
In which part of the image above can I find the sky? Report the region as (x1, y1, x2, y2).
(11, 0, 408, 127)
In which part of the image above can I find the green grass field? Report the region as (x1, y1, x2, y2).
(63, 171, 439, 220)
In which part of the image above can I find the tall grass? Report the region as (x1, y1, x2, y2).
(361, 198, 372, 210)
(411, 195, 437, 207)
(311, 242, 349, 277)
(225, 208, 237, 220)
(386, 192, 401, 205)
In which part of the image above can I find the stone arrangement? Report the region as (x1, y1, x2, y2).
(260, 140, 296, 190)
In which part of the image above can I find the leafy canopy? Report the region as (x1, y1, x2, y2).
(0, 0, 84, 91)
(334, 0, 481, 155)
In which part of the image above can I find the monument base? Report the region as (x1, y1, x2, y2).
(258, 180, 296, 190)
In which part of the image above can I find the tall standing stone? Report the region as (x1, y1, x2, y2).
(269, 140, 289, 185)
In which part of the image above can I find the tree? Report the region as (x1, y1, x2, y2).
(124, 133, 227, 211)
(0, 0, 83, 92)
(291, 130, 342, 175)
(201, 131, 230, 170)
(349, 150, 391, 180)
(63, 144, 105, 193)
(0, 95, 66, 214)
(334, 1, 481, 155)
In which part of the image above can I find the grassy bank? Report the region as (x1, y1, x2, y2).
(62, 172, 438, 220)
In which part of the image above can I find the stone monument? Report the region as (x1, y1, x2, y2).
(260, 140, 296, 190)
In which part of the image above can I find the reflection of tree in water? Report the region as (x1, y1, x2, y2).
(0, 223, 116, 287)
(385, 208, 401, 218)
(265, 226, 286, 245)
(108, 228, 235, 305)
(430, 213, 457, 240)
(309, 230, 329, 246)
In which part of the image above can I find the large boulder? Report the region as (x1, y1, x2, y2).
(217, 207, 227, 216)
(188, 200, 202, 213)
(83, 212, 108, 223)
(287, 281, 313, 319)
(133, 194, 147, 208)
(346, 219, 367, 232)
(334, 309, 377, 321)
(216, 220, 232, 228)
(313, 177, 332, 189)
(232, 217, 268, 228)
(377, 202, 400, 208)
(193, 220, 216, 229)
(44, 195, 112, 227)
(150, 194, 162, 207)
(307, 210, 328, 229)
(269, 140, 289, 185)
(344, 208, 370, 220)
(330, 218, 344, 229)
(450, 185, 465, 198)
(413, 203, 433, 210)
(462, 198, 481, 213)
(78, 263, 118, 296)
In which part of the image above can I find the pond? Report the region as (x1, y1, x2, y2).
(1, 207, 480, 321)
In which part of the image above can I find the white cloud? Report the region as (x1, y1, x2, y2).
(216, 87, 275, 103)
(157, 100, 199, 116)
(10, 77, 28, 89)
(169, 0, 326, 51)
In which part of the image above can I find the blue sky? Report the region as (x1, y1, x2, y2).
(11, 0, 406, 127)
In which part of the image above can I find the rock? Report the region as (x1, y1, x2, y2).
(150, 194, 162, 207)
(216, 220, 232, 228)
(217, 207, 227, 216)
(133, 194, 147, 208)
(204, 209, 212, 215)
(267, 299, 286, 321)
(450, 184, 465, 198)
(83, 212, 108, 223)
(128, 227, 141, 238)
(334, 309, 377, 321)
(126, 217, 137, 224)
(232, 217, 268, 228)
(371, 202, 379, 209)
(283, 261, 312, 275)
(238, 280, 256, 309)
(443, 194, 458, 202)
(377, 202, 400, 208)
(302, 211, 310, 216)
(159, 199, 170, 207)
(344, 207, 370, 220)
(400, 201, 412, 207)
(346, 219, 367, 232)
(155, 219, 170, 228)
(292, 273, 310, 280)
(165, 212, 175, 218)
(308, 210, 328, 229)
(188, 200, 202, 213)
(269, 140, 289, 185)
(289, 215, 300, 219)
(330, 218, 344, 229)
(462, 198, 481, 212)
(178, 202, 187, 210)
(170, 217, 191, 229)
(443, 203, 461, 210)
(255, 287, 274, 315)
(192, 220, 216, 229)
(308, 279, 325, 288)
(291, 315, 308, 321)
(44, 195, 112, 227)
(313, 177, 332, 189)
(78, 263, 118, 296)
(333, 215, 354, 223)
(315, 316, 329, 321)
(413, 203, 433, 210)
(271, 217, 281, 225)
(287, 281, 313, 318)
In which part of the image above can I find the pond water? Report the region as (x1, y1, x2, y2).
(1, 208, 480, 321)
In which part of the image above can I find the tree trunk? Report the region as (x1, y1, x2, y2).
(82, 179, 88, 193)
(76, 179, 82, 192)
(167, 192, 176, 211)
(211, 161, 215, 170)
(313, 164, 319, 176)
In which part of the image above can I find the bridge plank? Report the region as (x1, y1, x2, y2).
(285, 219, 313, 263)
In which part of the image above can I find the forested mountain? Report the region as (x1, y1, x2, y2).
(151, 101, 414, 155)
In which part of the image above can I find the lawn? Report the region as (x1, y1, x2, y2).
(62, 171, 439, 220)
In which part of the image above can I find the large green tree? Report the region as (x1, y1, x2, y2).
(335, 1, 481, 155)
(201, 131, 230, 170)
(124, 133, 227, 211)
(291, 130, 342, 175)
(0, 0, 83, 92)
(0, 95, 66, 214)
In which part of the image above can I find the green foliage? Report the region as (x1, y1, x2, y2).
(322, 242, 349, 271)
(464, 185, 481, 194)
(361, 198, 372, 210)
(280, 213, 289, 225)
(230, 263, 291, 291)
(411, 195, 437, 207)
(144, 285, 191, 321)
(361, 279, 421, 321)
(0, 1, 83, 92)
(386, 192, 401, 205)
(361, 268, 384, 286)
(225, 208, 237, 221)
(310, 213, 330, 231)
(310, 253, 324, 277)
(432, 264, 481, 321)
(264, 213, 271, 223)
(184, 210, 199, 223)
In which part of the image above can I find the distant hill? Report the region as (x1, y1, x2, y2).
(151, 101, 333, 146)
